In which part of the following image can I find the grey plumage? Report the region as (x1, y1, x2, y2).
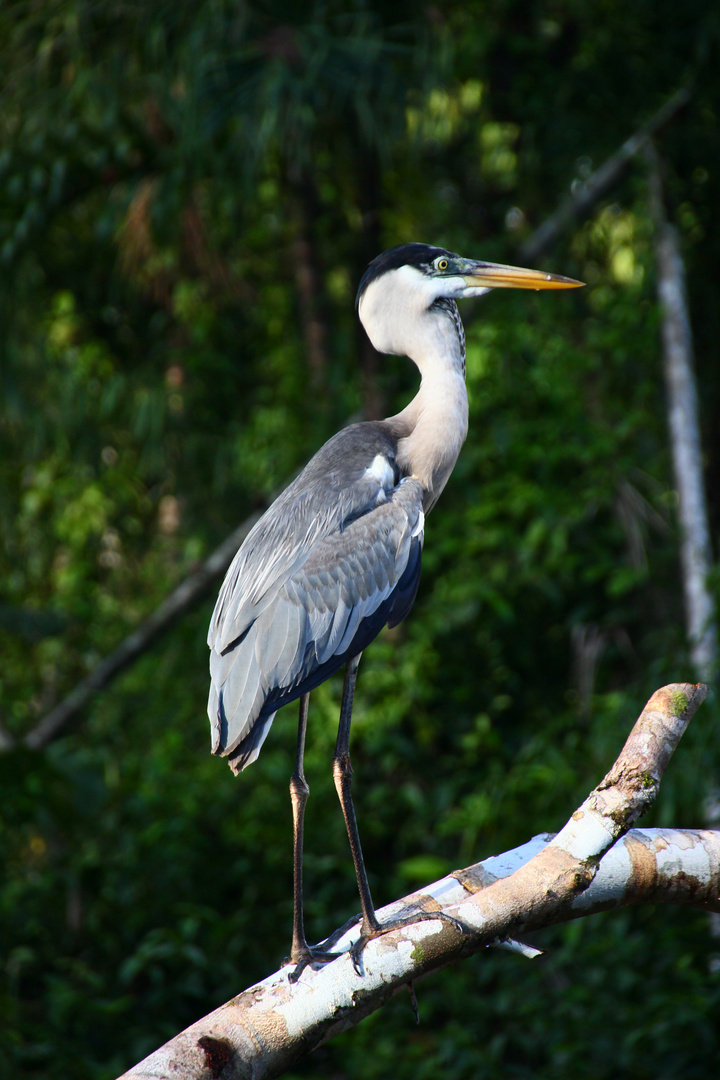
(208, 422, 424, 772)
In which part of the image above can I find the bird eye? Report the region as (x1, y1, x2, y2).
(436, 258, 449, 271)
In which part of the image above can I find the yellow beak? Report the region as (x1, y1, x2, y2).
(463, 260, 584, 290)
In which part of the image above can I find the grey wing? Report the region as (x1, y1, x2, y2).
(208, 428, 398, 657)
(208, 477, 424, 773)
(287, 479, 424, 672)
(207, 486, 325, 655)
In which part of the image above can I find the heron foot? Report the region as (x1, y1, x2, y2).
(287, 912, 364, 981)
(288, 943, 342, 982)
(349, 909, 467, 975)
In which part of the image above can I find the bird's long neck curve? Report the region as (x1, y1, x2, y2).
(382, 309, 469, 513)
(391, 337, 468, 510)
(359, 269, 470, 510)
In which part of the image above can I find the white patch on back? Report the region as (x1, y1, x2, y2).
(412, 509, 425, 539)
(365, 454, 395, 491)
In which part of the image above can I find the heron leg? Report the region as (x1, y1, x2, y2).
(291, 654, 466, 980)
(331, 652, 382, 936)
(288, 694, 344, 981)
(289, 692, 311, 965)
(333, 653, 467, 975)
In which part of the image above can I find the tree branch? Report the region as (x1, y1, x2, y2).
(20, 512, 262, 751)
(117, 683, 711, 1080)
(519, 85, 691, 263)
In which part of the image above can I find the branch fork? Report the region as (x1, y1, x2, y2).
(118, 683, 715, 1080)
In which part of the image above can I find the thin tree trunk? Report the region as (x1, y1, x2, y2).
(646, 144, 717, 682)
(289, 177, 328, 389)
(355, 145, 385, 419)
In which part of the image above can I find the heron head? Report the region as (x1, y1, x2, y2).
(356, 242, 582, 357)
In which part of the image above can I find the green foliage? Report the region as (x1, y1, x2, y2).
(1, 1, 720, 1078)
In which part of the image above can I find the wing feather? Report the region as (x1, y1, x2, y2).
(254, 599, 290, 673)
(207, 425, 425, 770)
(219, 624, 260, 731)
(317, 596, 352, 664)
(271, 598, 305, 687)
(208, 424, 401, 654)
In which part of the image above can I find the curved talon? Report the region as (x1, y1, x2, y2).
(431, 911, 468, 936)
(349, 909, 468, 975)
(288, 945, 341, 982)
(287, 912, 364, 981)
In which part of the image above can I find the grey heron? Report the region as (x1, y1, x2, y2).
(207, 243, 582, 974)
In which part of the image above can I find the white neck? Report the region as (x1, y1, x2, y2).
(391, 364, 468, 510)
(358, 266, 469, 509)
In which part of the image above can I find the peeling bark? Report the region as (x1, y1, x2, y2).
(117, 684, 715, 1080)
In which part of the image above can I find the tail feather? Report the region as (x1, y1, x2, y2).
(227, 710, 277, 774)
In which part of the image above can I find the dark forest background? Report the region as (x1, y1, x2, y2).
(2, 2, 720, 1077)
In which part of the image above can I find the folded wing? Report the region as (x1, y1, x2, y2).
(207, 440, 424, 773)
